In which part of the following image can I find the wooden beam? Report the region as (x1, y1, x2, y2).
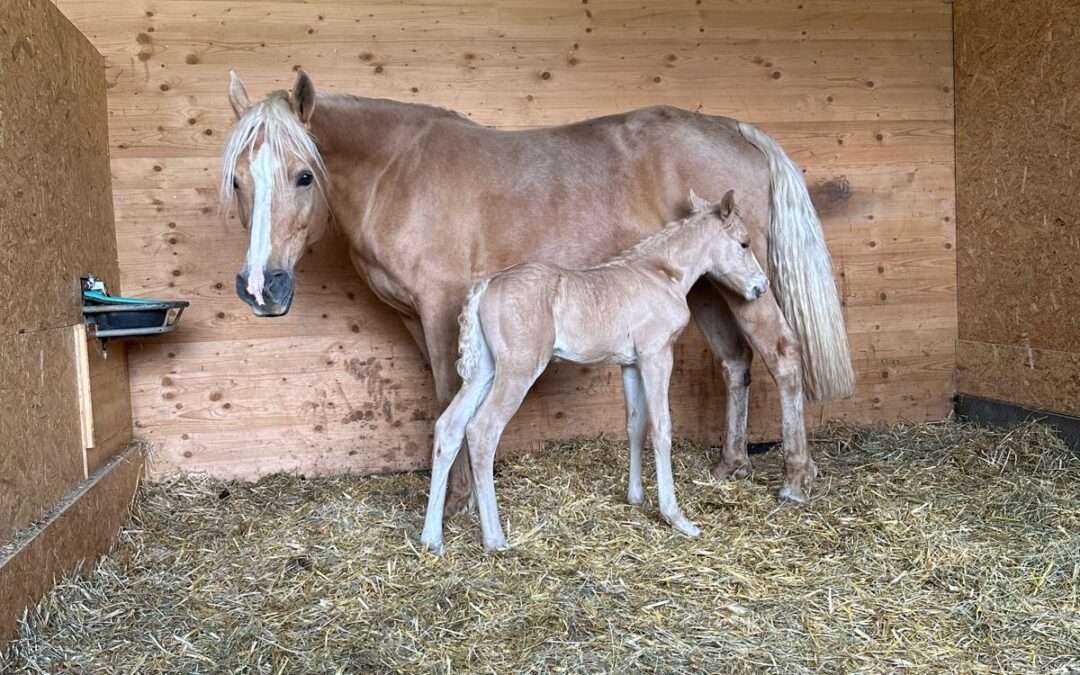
(0, 443, 144, 646)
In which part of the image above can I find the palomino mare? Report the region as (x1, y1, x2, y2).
(421, 190, 770, 552)
(221, 70, 854, 513)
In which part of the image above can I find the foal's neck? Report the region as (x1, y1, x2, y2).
(625, 216, 718, 296)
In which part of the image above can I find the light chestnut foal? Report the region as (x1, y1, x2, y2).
(421, 189, 768, 553)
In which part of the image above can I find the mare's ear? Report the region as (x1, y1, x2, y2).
(687, 188, 710, 212)
(228, 71, 252, 119)
(291, 69, 317, 125)
(716, 189, 735, 219)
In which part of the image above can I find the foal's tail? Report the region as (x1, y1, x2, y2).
(457, 277, 493, 383)
(737, 121, 855, 401)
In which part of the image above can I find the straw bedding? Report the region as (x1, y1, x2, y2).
(3, 420, 1079, 674)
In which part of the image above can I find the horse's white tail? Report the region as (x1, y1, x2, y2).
(737, 121, 855, 400)
(457, 277, 493, 383)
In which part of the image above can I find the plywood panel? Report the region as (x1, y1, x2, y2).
(0, 0, 133, 530)
(0, 444, 143, 644)
(954, 0, 1080, 419)
(957, 340, 1080, 418)
(54, 0, 956, 480)
(954, 0, 1080, 353)
(0, 0, 120, 335)
(0, 329, 84, 541)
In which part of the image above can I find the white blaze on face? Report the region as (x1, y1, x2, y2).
(245, 143, 278, 306)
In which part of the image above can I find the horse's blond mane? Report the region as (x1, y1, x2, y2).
(219, 91, 327, 214)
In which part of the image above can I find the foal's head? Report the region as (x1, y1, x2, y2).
(687, 189, 769, 301)
(221, 70, 330, 317)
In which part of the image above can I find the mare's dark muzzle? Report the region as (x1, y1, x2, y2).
(236, 269, 294, 317)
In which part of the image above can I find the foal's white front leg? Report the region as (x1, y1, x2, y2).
(621, 365, 647, 506)
(639, 350, 701, 538)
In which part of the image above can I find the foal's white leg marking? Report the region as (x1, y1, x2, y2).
(420, 373, 493, 553)
(639, 350, 700, 538)
(244, 143, 278, 305)
(621, 365, 647, 506)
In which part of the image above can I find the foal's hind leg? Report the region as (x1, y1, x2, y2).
(688, 283, 754, 481)
(638, 349, 700, 538)
(466, 366, 543, 552)
(621, 365, 647, 506)
(420, 372, 493, 553)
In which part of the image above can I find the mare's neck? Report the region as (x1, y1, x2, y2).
(309, 95, 469, 236)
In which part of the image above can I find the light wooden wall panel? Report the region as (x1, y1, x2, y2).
(54, 0, 957, 480)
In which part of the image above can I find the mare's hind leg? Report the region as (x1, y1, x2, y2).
(687, 283, 754, 481)
(638, 349, 700, 538)
(466, 365, 544, 552)
(420, 370, 493, 553)
(726, 290, 816, 503)
(621, 365, 647, 506)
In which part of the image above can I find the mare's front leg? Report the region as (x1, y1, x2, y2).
(638, 349, 700, 538)
(621, 365, 647, 506)
(466, 366, 542, 552)
(688, 283, 754, 481)
(727, 292, 816, 503)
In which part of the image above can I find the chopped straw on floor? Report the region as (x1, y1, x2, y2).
(3, 420, 1079, 674)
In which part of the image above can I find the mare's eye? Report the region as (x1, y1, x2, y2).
(296, 170, 315, 187)
(232, 177, 239, 190)
(741, 241, 750, 249)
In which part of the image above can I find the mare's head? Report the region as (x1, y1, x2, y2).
(687, 189, 769, 302)
(221, 70, 330, 317)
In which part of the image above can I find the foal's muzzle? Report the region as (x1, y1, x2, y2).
(236, 269, 294, 317)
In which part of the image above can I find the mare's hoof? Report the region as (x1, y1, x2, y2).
(711, 459, 752, 481)
(778, 485, 809, 504)
(445, 488, 476, 516)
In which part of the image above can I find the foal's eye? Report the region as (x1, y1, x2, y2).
(741, 241, 750, 249)
(295, 170, 315, 187)
(232, 177, 239, 190)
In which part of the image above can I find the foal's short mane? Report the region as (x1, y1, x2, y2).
(219, 91, 327, 213)
(600, 205, 740, 268)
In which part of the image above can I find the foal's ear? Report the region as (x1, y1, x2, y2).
(228, 70, 252, 119)
(688, 188, 710, 213)
(717, 189, 736, 219)
(291, 69, 317, 125)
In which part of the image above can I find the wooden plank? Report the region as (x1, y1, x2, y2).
(957, 340, 1080, 419)
(0, 329, 84, 541)
(73, 323, 96, 467)
(0, 0, 121, 336)
(0, 444, 143, 646)
(86, 340, 134, 475)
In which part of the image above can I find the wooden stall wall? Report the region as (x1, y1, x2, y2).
(0, 0, 133, 541)
(54, 0, 957, 480)
(0, 0, 141, 644)
(954, 0, 1080, 424)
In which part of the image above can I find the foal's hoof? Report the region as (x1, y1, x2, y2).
(627, 487, 645, 506)
(711, 458, 752, 481)
(778, 485, 809, 504)
(483, 538, 511, 553)
(665, 513, 702, 538)
(419, 535, 445, 556)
